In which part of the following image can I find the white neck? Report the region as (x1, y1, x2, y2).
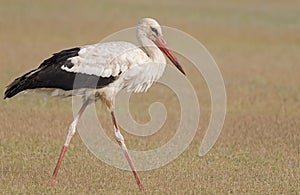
(137, 34, 166, 64)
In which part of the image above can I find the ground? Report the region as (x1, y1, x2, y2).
(0, 0, 299, 194)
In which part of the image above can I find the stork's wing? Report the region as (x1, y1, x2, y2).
(4, 41, 149, 98)
(61, 41, 150, 77)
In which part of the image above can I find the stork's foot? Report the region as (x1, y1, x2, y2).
(47, 177, 57, 186)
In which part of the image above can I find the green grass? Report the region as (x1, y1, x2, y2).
(0, 0, 299, 194)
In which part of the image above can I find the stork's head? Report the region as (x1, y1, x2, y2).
(137, 18, 186, 75)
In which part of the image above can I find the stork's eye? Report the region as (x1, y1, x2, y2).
(150, 26, 159, 36)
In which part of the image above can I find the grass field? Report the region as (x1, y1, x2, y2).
(0, 0, 299, 194)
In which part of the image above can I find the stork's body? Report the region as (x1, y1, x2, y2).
(4, 18, 185, 191)
(50, 40, 166, 99)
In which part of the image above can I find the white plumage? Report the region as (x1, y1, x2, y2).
(61, 41, 164, 96)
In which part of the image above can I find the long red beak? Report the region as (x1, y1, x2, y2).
(154, 36, 186, 75)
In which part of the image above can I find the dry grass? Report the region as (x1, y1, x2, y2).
(0, 0, 299, 194)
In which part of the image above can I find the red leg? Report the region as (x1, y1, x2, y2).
(111, 111, 144, 191)
(50, 100, 90, 182)
(51, 146, 67, 181)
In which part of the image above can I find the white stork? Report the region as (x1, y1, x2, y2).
(4, 18, 186, 190)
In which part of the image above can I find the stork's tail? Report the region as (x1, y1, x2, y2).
(4, 69, 38, 99)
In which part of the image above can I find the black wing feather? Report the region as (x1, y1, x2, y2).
(4, 47, 116, 99)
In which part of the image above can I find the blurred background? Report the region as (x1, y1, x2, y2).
(0, 0, 299, 194)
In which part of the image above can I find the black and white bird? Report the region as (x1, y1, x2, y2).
(4, 18, 185, 190)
